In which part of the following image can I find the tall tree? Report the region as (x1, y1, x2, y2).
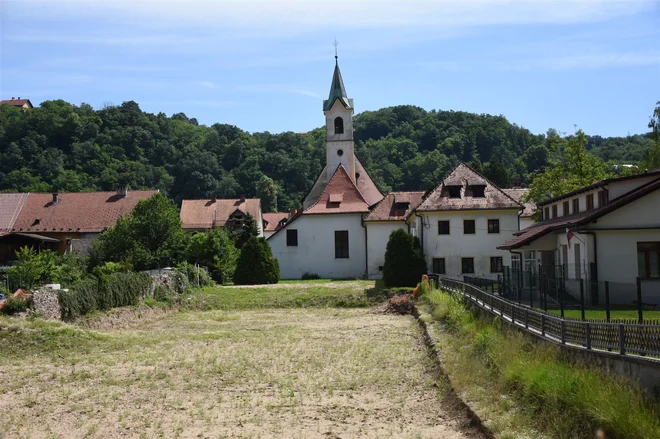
(642, 101, 660, 171)
(256, 175, 278, 212)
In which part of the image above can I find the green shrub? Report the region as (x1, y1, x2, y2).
(301, 272, 321, 280)
(58, 272, 153, 320)
(382, 229, 427, 287)
(185, 228, 239, 283)
(6, 247, 60, 290)
(233, 237, 280, 285)
(0, 296, 32, 315)
(176, 262, 214, 288)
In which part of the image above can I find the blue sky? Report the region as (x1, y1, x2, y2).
(1, 0, 659, 137)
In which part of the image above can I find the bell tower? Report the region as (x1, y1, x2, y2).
(323, 50, 355, 182)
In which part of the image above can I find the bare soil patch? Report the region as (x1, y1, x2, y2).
(0, 308, 475, 438)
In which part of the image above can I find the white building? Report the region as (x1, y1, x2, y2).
(267, 57, 383, 279)
(363, 192, 425, 279)
(499, 170, 660, 305)
(411, 164, 524, 280)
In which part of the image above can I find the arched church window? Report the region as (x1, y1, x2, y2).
(334, 117, 344, 134)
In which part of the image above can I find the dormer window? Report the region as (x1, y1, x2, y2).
(447, 186, 461, 199)
(334, 117, 344, 134)
(329, 193, 343, 207)
(471, 185, 485, 198)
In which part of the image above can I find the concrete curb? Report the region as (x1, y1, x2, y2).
(411, 303, 494, 439)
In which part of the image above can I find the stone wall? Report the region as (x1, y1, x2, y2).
(32, 288, 61, 320)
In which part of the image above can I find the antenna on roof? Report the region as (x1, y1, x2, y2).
(333, 38, 339, 62)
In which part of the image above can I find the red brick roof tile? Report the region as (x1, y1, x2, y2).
(180, 198, 261, 230)
(365, 191, 424, 221)
(0, 193, 28, 232)
(304, 165, 370, 215)
(12, 191, 158, 233)
(263, 212, 289, 232)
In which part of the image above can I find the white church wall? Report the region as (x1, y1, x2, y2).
(268, 214, 366, 279)
(365, 222, 407, 279)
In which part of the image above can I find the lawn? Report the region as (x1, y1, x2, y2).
(0, 281, 473, 439)
(540, 308, 660, 321)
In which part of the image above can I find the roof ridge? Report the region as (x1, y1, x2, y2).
(304, 164, 367, 212)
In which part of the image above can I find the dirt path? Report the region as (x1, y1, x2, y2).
(0, 308, 477, 438)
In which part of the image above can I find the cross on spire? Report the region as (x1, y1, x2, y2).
(333, 38, 339, 61)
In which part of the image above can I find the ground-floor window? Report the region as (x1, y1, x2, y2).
(335, 231, 349, 258)
(637, 242, 660, 279)
(490, 256, 503, 273)
(432, 258, 445, 274)
(286, 229, 298, 246)
(461, 257, 474, 274)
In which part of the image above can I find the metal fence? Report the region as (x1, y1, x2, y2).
(440, 277, 660, 358)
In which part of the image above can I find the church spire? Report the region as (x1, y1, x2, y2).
(323, 42, 353, 111)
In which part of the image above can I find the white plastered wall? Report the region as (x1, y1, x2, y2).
(364, 221, 407, 279)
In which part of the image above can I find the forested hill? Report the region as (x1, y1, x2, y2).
(0, 100, 653, 211)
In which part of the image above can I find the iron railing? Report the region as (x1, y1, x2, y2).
(440, 277, 660, 359)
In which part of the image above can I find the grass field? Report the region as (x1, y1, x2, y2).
(541, 308, 660, 321)
(0, 281, 474, 439)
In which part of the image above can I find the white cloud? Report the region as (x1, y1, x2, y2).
(236, 84, 321, 98)
(185, 100, 235, 108)
(197, 81, 217, 89)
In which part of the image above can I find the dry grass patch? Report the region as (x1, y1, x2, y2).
(0, 308, 473, 438)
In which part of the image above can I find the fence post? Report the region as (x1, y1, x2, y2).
(541, 314, 545, 336)
(618, 323, 625, 355)
(605, 281, 611, 322)
(561, 320, 566, 344)
(525, 309, 528, 328)
(585, 323, 591, 350)
(636, 277, 643, 323)
(579, 280, 585, 321)
(560, 283, 565, 319)
(543, 275, 548, 313)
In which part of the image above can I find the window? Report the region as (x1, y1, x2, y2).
(286, 229, 298, 246)
(637, 242, 660, 279)
(438, 220, 450, 235)
(598, 190, 608, 207)
(563, 201, 570, 216)
(461, 257, 474, 274)
(471, 186, 485, 198)
(334, 117, 344, 134)
(464, 219, 476, 234)
(586, 194, 594, 210)
(335, 230, 349, 258)
(487, 219, 500, 234)
(490, 257, 504, 273)
(552, 204, 558, 218)
(544, 207, 550, 220)
(447, 186, 461, 198)
(432, 258, 446, 274)
(337, 149, 344, 156)
(572, 198, 579, 214)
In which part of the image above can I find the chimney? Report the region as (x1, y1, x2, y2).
(17, 97, 20, 100)
(211, 195, 217, 203)
(116, 186, 128, 198)
(289, 208, 296, 218)
(239, 194, 246, 202)
(52, 193, 59, 204)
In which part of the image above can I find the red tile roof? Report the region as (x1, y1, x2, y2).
(11, 191, 158, 233)
(365, 191, 424, 221)
(417, 163, 522, 212)
(0, 99, 32, 108)
(304, 165, 370, 215)
(263, 212, 289, 232)
(502, 188, 536, 218)
(180, 198, 261, 230)
(0, 193, 28, 232)
(499, 176, 660, 249)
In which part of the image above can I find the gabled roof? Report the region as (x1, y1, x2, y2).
(499, 176, 660, 250)
(365, 191, 424, 222)
(502, 188, 536, 218)
(180, 198, 261, 230)
(0, 193, 28, 232)
(323, 59, 354, 111)
(304, 165, 370, 215)
(0, 98, 33, 108)
(536, 168, 660, 207)
(416, 163, 522, 212)
(11, 191, 158, 233)
(263, 212, 289, 232)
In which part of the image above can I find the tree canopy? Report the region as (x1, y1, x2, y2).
(1, 100, 656, 210)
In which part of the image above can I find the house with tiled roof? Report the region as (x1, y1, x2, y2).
(363, 191, 424, 279)
(0, 189, 157, 262)
(409, 163, 524, 280)
(262, 212, 291, 239)
(180, 196, 263, 236)
(0, 97, 33, 109)
(267, 57, 384, 279)
(498, 170, 660, 305)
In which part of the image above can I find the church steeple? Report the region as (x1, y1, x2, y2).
(323, 60, 353, 111)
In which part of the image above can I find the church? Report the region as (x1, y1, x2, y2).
(267, 56, 384, 279)
(267, 56, 526, 280)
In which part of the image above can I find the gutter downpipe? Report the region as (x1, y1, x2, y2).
(580, 229, 598, 295)
(361, 215, 368, 280)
